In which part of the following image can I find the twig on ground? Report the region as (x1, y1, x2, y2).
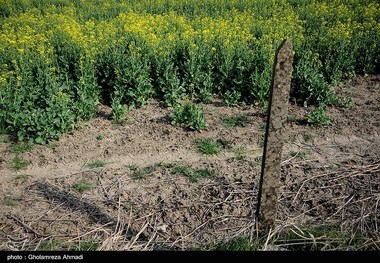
(7, 213, 44, 237)
(127, 221, 149, 249)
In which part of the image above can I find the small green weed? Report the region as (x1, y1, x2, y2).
(222, 90, 241, 106)
(254, 156, 262, 164)
(131, 163, 163, 180)
(88, 160, 106, 169)
(76, 241, 99, 251)
(195, 138, 221, 155)
(198, 87, 213, 103)
(72, 180, 93, 193)
(215, 237, 257, 251)
(170, 100, 208, 131)
(10, 156, 29, 171)
(259, 122, 267, 132)
(4, 197, 18, 207)
(223, 114, 251, 128)
(216, 138, 233, 150)
(287, 133, 297, 143)
(0, 127, 6, 135)
(233, 146, 248, 160)
(172, 165, 214, 183)
(198, 223, 377, 251)
(258, 138, 265, 148)
(126, 163, 139, 171)
(111, 92, 128, 124)
(40, 239, 62, 251)
(307, 104, 332, 126)
(331, 95, 352, 108)
(190, 168, 214, 183)
(0, 136, 10, 143)
(302, 132, 313, 142)
(132, 167, 154, 180)
(286, 115, 297, 123)
(172, 165, 193, 177)
(281, 224, 369, 251)
(8, 143, 33, 154)
(96, 134, 104, 140)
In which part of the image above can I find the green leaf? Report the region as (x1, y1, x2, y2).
(35, 137, 45, 144)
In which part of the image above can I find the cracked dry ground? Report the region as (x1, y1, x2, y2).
(0, 74, 379, 250)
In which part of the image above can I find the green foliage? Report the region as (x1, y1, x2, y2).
(353, 28, 380, 74)
(170, 101, 208, 131)
(221, 90, 241, 106)
(198, 86, 214, 104)
(184, 44, 215, 103)
(195, 138, 221, 155)
(250, 69, 272, 104)
(291, 50, 333, 106)
(307, 104, 332, 126)
(331, 95, 352, 109)
(152, 54, 186, 108)
(0, 47, 97, 144)
(73, 59, 101, 121)
(0, 0, 379, 142)
(5, 84, 77, 144)
(98, 40, 154, 109)
(110, 91, 127, 123)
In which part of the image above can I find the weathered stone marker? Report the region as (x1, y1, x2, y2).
(256, 39, 294, 229)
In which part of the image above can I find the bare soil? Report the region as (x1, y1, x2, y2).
(0, 74, 379, 251)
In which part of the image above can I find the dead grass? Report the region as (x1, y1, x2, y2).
(1, 159, 378, 251)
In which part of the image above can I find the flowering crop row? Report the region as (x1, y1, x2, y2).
(0, 0, 379, 143)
